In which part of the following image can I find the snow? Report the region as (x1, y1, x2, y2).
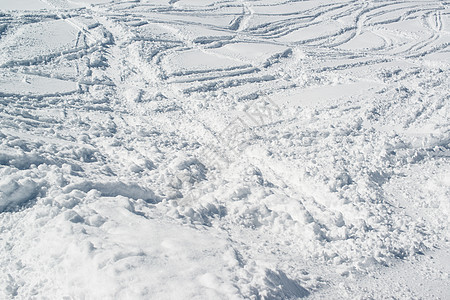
(0, 0, 449, 299)
(0, 0, 51, 11)
(0, 71, 78, 96)
(0, 176, 38, 212)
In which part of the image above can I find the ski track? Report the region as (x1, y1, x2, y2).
(0, 0, 449, 299)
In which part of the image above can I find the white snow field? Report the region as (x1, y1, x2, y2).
(0, 0, 449, 298)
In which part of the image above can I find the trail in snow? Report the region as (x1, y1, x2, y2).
(0, 0, 449, 299)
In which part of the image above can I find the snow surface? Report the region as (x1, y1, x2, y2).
(0, 0, 449, 299)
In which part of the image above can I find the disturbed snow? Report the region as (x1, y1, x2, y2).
(0, 0, 449, 299)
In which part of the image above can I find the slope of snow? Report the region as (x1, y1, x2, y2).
(0, 0, 449, 299)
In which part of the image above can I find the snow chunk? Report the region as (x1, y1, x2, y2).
(63, 180, 156, 202)
(0, 177, 38, 211)
(264, 269, 310, 299)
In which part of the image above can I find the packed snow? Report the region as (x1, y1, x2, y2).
(0, 0, 449, 299)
